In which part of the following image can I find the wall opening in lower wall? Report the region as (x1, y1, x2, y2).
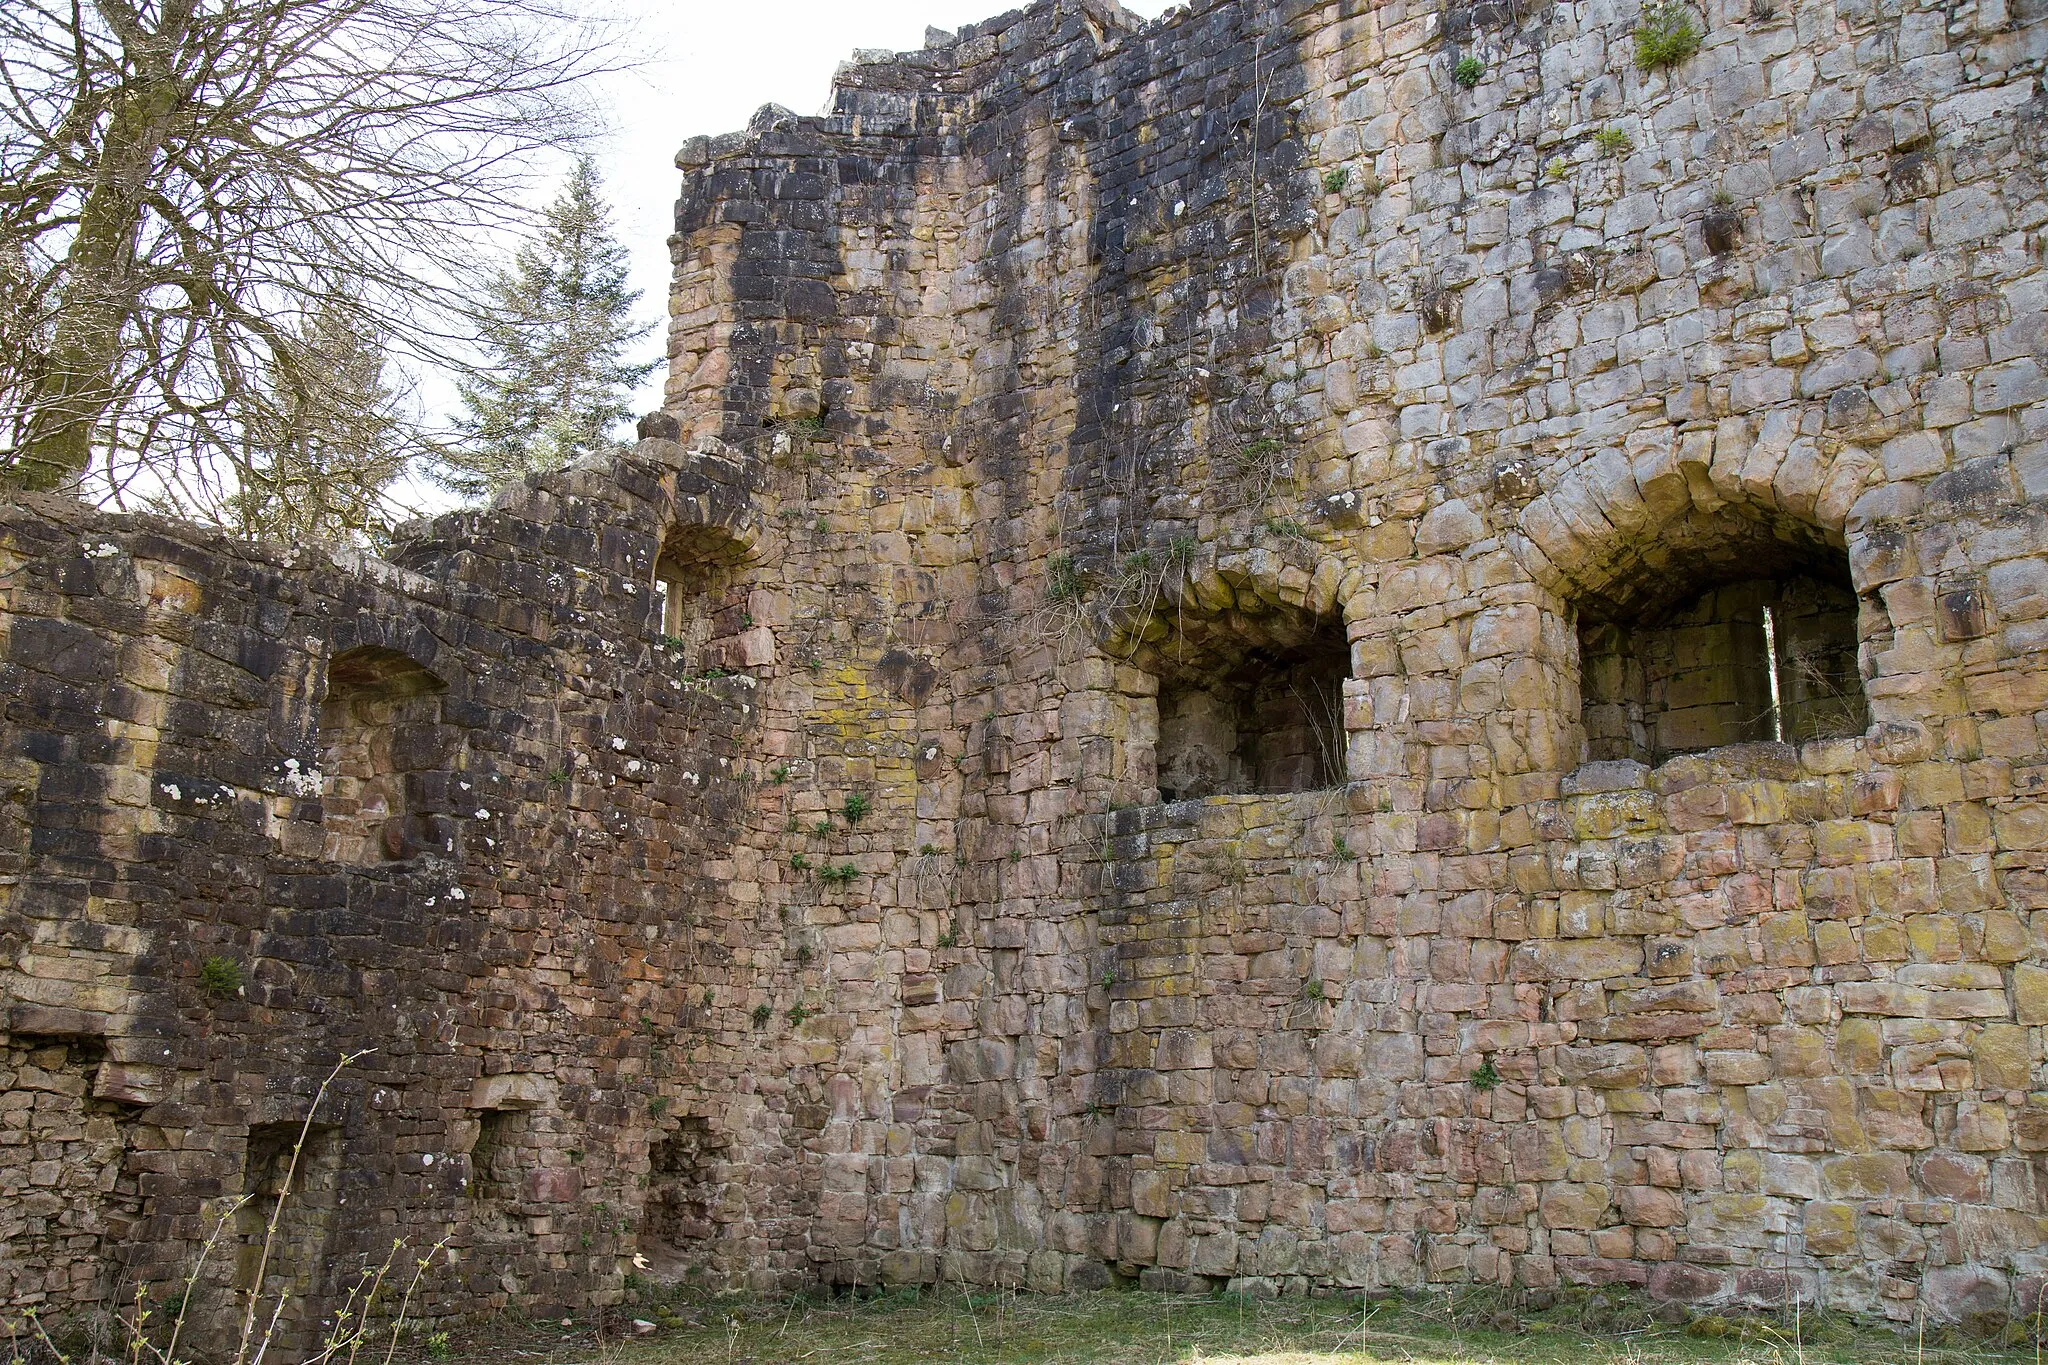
(467, 1108, 527, 1238)
(641, 1116, 722, 1280)
(235, 1122, 343, 1343)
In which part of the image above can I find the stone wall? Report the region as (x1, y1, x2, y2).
(656, 0, 2048, 1324)
(0, 445, 775, 1339)
(4, 0, 2048, 1340)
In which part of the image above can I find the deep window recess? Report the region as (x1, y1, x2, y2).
(1578, 538, 1868, 766)
(236, 1123, 342, 1341)
(652, 526, 750, 666)
(318, 646, 446, 862)
(1151, 607, 1350, 801)
(641, 1117, 724, 1280)
(467, 1108, 526, 1237)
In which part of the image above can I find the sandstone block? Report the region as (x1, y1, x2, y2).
(1821, 1152, 1910, 1198)
(1803, 1201, 1858, 1256)
(1618, 1185, 1684, 1227)
(1539, 1182, 1613, 1230)
(1922, 1266, 2011, 1327)
(2016, 965, 2048, 1024)
(1511, 938, 1643, 981)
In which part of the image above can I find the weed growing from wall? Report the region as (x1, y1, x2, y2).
(199, 955, 243, 999)
(1634, 5, 1702, 69)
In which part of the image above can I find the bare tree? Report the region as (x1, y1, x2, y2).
(0, 0, 623, 517)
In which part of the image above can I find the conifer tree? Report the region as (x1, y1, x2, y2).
(442, 159, 658, 498)
(225, 302, 418, 547)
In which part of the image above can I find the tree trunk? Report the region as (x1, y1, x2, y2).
(11, 71, 183, 488)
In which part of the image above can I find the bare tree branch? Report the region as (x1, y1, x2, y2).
(0, 0, 629, 528)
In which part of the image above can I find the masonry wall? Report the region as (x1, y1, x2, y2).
(0, 443, 777, 1345)
(4, 0, 2048, 1340)
(656, 0, 2048, 1326)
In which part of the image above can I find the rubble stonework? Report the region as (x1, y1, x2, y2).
(5, 0, 2048, 1339)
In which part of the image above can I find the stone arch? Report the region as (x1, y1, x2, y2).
(324, 618, 465, 698)
(1508, 443, 1875, 611)
(1511, 447, 1876, 766)
(655, 446, 761, 550)
(1115, 549, 1360, 801)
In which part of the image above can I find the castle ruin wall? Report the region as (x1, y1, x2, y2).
(4, 0, 2048, 1338)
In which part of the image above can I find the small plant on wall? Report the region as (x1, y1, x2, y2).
(1470, 1058, 1502, 1090)
(1453, 56, 1484, 87)
(1634, 3, 1701, 70)
(779, 414, 828, 446)
(1047, 553, 1087, 605)
(198, 955, 243, 999)
(1594, 127, 1633, 157)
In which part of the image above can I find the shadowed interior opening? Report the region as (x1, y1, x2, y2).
(1143, 598, 1350, 801)
(1574, 507, 1869, 766)
(652, 525, 751, 666)
(467, 1108, 527, 1238)
(642, 1116, 724, 1280)
(236, 1122, 342, 1341)
(318, 646, 446, 863)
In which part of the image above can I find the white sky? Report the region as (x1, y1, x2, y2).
(588, 0, 1174, 416)
(398, 0, 1171, 516)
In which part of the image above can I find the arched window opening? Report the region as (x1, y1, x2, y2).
(652, 525, 750, 666)
(1145, 600, 1351, 801)
(1576, 511, 1868, 766)
(318, 646, 446, 863)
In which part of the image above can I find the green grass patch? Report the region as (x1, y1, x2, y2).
(508, 1285, 2048, 1365)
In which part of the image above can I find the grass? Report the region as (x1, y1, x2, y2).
(403, 1285, 2045, 1365)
